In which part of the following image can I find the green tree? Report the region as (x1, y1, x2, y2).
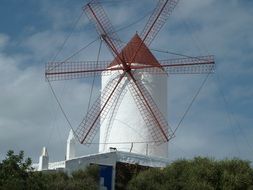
(69, 165, 99, 190)
(127, 157, 253, 190)
(0, 150, 99, 190)
(0, 150, 32, 190)
(27, 165, 99, 190)
(219, 159, 253, 190)
(127, 168, 166, 190)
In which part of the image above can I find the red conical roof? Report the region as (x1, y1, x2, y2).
(109, 33, 161, 68)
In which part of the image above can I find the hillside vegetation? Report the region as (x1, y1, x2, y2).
(128, 157, 253, 190)
(0, 150, 253, 190)
(0, 150, 99, 190)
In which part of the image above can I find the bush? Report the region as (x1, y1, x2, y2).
(127, 157, 253, 190)
(0, 150, 99, 190)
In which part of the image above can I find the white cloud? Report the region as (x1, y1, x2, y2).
(0, 33, 9, 49)
(0, 41, 100, 161)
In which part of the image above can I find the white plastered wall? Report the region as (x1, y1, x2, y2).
(99, 66, 168, 158)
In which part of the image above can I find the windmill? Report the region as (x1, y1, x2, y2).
(45, 0, 215, 158)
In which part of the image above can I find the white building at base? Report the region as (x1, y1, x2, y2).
(33, 130, 170, 190)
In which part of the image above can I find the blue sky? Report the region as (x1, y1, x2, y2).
(0, 0, 253, 163)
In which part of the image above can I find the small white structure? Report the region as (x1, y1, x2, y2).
(66, 129, 76, 160)
(38, 147, 49, 171)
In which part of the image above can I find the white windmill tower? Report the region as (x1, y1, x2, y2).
(45, 0, 215, 158)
